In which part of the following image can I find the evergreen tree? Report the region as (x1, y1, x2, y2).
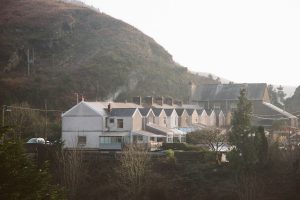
(228, 89, 269, 172)
(254, 126, 268, 167)
(228, 89, 257, 171)
(0, 127, 64, 200)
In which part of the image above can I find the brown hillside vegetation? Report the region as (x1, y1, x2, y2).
(0, 0, 216, 110)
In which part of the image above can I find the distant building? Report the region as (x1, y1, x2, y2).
(190, 83, 298, 129)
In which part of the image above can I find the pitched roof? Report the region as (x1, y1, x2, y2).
(215, 109, 224, 116)
(150, 103, 177, 109)
(109, 108, 137, 117)
(192, 83, 267, 101)
(207, 109, 215, 116)
(138, 108, 152, 116)
(196, 109, 206, 115)
(86, 101, 142, 109)
(262, 102, 297, 119)
(182, 104, 201, 110)
(164, 109, 175, 116)
(186, 109, 196, 116)
(62, 101, 106, 117)
(152, 108, 163, 116)
(175, 108, 185, 116)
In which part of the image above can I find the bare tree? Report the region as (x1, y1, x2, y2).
(117, 144, 150, 199)
(56, 147, 85, 199)
(6, 102, 45, 139)
(187, 129, 228, 164)
(236, 173, 264, 200)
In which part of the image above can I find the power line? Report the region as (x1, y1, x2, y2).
(5, 105, 62, 113)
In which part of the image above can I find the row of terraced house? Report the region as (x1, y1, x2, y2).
(61, 96, 229, 151)
(62, 83, 298, 151)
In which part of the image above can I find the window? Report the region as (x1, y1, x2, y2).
(100, 137, 110, 144)
(100, 136, 122, 144)
(105, 117, 108, 128)
(110, 118, 114, 123)
(137, 135, 143, 141)
(77, 136, 86, 146)
(117, 119, 124, 128)
(163, 117, 167, 124)
(111, 136, 122, 143)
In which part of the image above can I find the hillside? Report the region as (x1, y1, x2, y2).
(0, 0, 216, 110)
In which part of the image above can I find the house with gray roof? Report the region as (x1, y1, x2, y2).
(197, 109, 209, 126)
(190, 83, 298, 129)
(175, 108, 189, 127)
(164, 109, 178, 128)
(62, 101, 167, 151)
(152, 108, 168, 127)
(138, 108, 155, 129)
(186, 109, 198, 125)
(215, 110, 226, 127)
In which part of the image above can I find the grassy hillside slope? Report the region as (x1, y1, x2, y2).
(0, 0, 216, 110)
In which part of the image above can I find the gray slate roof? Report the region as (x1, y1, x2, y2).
(186, 109, 195, 116)
(138, 108, 152, 116)
(109, 108, 137, 117)
(164, 109, 175, 116)
(175, 108, 185, 116)
(196, 109, 206, 115)
(192, 83, 267, 101)
(152, 108, 163, 117)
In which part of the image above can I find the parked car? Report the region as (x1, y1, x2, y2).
(26, 138, 46, 144)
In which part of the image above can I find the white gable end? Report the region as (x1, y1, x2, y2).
(62, 102, 105, 117)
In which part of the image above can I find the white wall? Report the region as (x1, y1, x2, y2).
(62, 116, 103, 131)
(62, 131, 100, 149)
(167, 112, 178, 128)
(108, 117, 132, 131)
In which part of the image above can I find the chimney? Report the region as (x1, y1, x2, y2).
(107, 103, 111, 113)
(132, 96, 142, 105)
(189, 81, 196, 103)
(155, 96, 163, 106)
(144, 96, 153, 106)
(164, 97, 173, 106)
(174, 100, 182, 107)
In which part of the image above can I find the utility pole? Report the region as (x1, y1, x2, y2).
(2, 105, 5, 127)
(75, 93, 79, 104)
(27, 48, 35, 76)
(27, 48, 30, 76)
(45, 100, 48, 140)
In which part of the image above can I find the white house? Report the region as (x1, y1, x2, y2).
(62, 101, 107, 149)
(197, 109, 209, 126)
(152, 108, 168, 128)
(164, 108, 178, 128)
(62, 101, 165, 150)
(207, 110, 217, 127)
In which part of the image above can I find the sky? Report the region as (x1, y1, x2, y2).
(84, 0, 300, 86)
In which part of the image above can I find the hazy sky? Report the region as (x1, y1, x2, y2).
(85, 0, 300, 86)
